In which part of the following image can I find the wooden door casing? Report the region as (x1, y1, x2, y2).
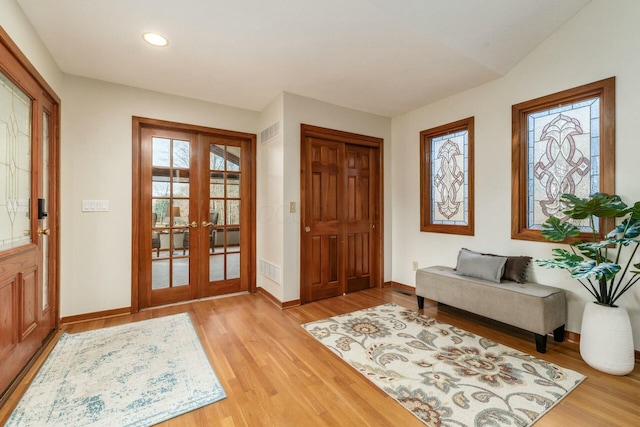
(300, 125, 383, 304)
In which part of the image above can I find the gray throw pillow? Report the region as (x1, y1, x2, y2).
(455, 249, 507, 283)
(460, 248, 531, 283)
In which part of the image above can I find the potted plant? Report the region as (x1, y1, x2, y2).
(536, 192, 639, 375)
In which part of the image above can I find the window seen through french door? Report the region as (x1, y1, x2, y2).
(134, 118, 255, 309)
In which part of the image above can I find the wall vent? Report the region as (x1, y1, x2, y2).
(260, 121, 280, 145)
(259, 259, 281, 284)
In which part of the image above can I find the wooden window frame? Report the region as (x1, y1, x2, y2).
(511, 77, 615, 242)
(420, 117, 474, 235)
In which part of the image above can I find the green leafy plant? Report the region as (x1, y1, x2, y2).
(536, 193, 640, 306)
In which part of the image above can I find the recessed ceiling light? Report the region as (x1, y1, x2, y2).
(142, 32, 169, 47)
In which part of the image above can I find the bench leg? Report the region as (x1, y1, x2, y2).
(553, 325, 565, 342)
(417, 296, 424, 309)
(534, 333, 547, 353)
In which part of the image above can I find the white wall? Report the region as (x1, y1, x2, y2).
(280, 93, 392, 302)
(0, 0, 63, 93)
(59, 75, 259, 316)
(391, 0, 640, 350)
(257, 94, 285, 301)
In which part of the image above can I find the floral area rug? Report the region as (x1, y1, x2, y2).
(6, 313, 226, 427)
(302, 303, 585, 427)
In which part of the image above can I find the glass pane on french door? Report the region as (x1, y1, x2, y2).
(151, 137, 191, 290)
(208, 143, 241, 282)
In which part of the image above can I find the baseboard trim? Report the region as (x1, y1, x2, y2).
(389, 281, 415, 295)
(60, 307, 131, 325)
(282, 299, 302, 309)
(564, 331, 639, 363)
(257, 287, 301, 309)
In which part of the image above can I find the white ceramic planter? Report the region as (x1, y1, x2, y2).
(580, 302, 635, 375)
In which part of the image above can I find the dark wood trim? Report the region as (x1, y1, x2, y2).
(257, 287, 281, 307)
(132, 116, 256, 141)
(131, 118, 142, 312)
(301, 125, 382, 147)
(0, 27, 61, 104)
(420, 117, 474, 236)
(511, 77, 615, 242)
(60, 307, 131, 325)
(564, 330, 580, 344)
(282, 299, 302, 309)
(390, 282, 415, 295)
(257, 287, 301, 309)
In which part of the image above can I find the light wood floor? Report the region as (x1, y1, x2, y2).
(1, 288, 638, 426)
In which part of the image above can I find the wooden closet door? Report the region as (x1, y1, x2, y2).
(345, 144, 378, 293)
(302, 136, 345, 303)
(300, 125, 382, 304)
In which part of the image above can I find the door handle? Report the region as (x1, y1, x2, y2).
(305, 226, 311, 232)
(37, 228, 50, 236)
(202, 221, 215, 228)
(189, 221, 198, 228)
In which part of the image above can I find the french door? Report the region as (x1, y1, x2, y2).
(0, 30, 59, 399)
(300, 125, 383, 303)
(133, 118, 255, 310)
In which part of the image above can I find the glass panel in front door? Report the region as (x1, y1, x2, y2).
(0, 70, 32, 251)
(209, 144, 241, 282)
(42, 111, 50, 310)
(151, 137, 191, 290)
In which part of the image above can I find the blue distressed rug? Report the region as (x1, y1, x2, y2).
(6, 313, 226, 427)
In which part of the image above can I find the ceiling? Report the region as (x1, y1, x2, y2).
(17, 0, 591, 117)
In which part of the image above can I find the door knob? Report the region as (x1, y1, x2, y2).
(305, 226, 311, 232)
(189, 221, 198, 228)
(37, 228, 50, 236)
(202, 221, 214, 227)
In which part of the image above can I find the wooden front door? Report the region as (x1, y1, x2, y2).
(0, 30, 60, 399)
(133, 118, 256, 310)
(300, 125, 382, 303)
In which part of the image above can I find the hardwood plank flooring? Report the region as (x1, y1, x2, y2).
(1, 288, 638, 426)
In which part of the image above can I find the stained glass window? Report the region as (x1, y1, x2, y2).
(527, 98, 600, 232)
(512, 77, 615, 242)
(420, 117, 474, 235)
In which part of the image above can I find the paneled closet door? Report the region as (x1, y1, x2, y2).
(300, 125, 382, 304)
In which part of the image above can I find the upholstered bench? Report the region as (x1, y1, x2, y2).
(415, 265, 566, 353)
